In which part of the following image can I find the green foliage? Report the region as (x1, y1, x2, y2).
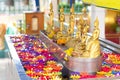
(74, 3, 83, 13)
(58, 3, 70, 13)
(58, 3, 84, 13)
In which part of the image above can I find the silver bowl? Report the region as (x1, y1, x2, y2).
(66, 56, 102, 73)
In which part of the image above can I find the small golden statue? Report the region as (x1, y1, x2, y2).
(72, 17, 100, 58)
(81, 7, 90, 26)
(49, 2, 54, 27)
(56, 7, 67, 45)
(75, 17, 82, 41)
(83, 17, 100, 58)
(67, 5, 75, 36)
(72, 34, 87, 57)
(56, 7, 65, 39)
(46, 3, 55, 39)
(46, 2, 54, 34)
(72, 18, 89, 57)
(59, 7, 65, 32)
(82, 25, 89, 36)
(65, 5, 76, 47)
(0, 24, 6, 50)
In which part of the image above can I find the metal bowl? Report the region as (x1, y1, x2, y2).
(66, 56, 102, 73)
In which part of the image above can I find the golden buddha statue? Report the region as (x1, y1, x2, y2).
(46, 3, 54, 34)
(72, 34, 87, 57)
(67, 5, 75, 36)
(56, 7, 67, 45)
(82, 25, 89, 36)
(69, 5, 75, 35)
(59, 7, 65, 32)
(65, 5, 76, 47)
(49, 2, 54, 27)
(72, 15, 90, 57)
(0, 24, 6, 50)
(56, 7, 65, 39)
(75, 18, 82, 41)
(75, 15, 85, 39)
(81, 7, 90, 26)
(82, 17, 100, 58)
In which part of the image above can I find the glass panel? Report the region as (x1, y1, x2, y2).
(0, 0, 34, 14)
(32, 17, 38, 31)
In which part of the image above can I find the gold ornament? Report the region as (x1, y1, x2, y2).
(83, 17, 100, 58)
(46, 2, 54, 34)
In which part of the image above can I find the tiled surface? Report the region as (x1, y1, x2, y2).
(0, 58, 20, 80)
(0, 58, 9, 80)
(0, 49, 20, 80)
(0, 48, 9, 80)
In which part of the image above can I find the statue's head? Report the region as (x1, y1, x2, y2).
(70, 4, 74, 13)
(60, 7, 64, 13)
(94, 17, 99, 29)
(50, 2, 53, 11)
(82, 7, 87, 14)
